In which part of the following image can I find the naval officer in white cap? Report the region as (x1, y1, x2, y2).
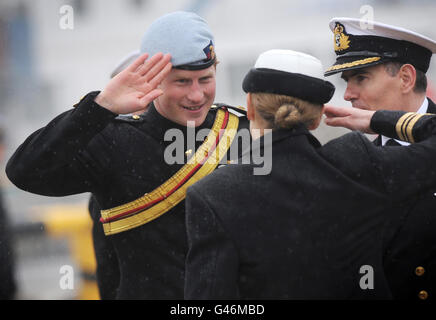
(6, 11, 249, 299)
(325, 17, 436, 138)
(184, 49, 436, 299)
(325, 18, 436, 301)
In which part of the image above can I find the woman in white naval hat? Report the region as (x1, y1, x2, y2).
(184, 49, 436, 299)
(325, 17, 436, 301)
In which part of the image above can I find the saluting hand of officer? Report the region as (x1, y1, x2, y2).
(324, 105, 376, 133)
(95, 52, 172, 114)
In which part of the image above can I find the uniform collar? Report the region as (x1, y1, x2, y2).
(269, 125, 320, 147)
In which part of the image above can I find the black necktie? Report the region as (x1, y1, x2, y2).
(385, 139, 401, 146)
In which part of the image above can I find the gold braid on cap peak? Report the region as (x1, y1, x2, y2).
(325, 57, 381, 72)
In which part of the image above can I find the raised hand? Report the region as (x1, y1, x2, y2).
(324, 105, 376, 133)
(95, 52, 172, 114)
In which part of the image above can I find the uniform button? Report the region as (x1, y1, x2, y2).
(418, 290, 429, 300)
(74, 96, 85, 107)
(415, 266, 425, 276)
(132, 115, 140, 120)
(185, 149, 192, 156)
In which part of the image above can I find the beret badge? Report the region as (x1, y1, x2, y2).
(203, 40, 215, 61)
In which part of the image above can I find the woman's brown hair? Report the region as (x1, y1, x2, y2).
(250, 93, 323, 129)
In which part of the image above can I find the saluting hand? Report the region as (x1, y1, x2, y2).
(324, 105, 376, 134)
(94, 52, 172, 114)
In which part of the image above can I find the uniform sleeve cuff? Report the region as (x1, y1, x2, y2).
(370, 110, 407, 141)
(72, 91, 118, 132)
(370, 110, 436, 143)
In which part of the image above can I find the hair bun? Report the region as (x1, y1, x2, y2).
(274, 104, 302, 129)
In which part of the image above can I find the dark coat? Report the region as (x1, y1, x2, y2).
(6, 91, 249, 299)
(0, 189, 16, 299)
(376, 98, 436, 301)
(88, 195, 120, 299)
(184, 110, 436, 299)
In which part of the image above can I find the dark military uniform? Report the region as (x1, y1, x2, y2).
(88, 195, 120, 299)
(184, 111, 436, 299)
(0, 127, 17, 300)
(375, 98, 436, 301)
(6, 91, 249, 299)
(0, 189, 16, 300)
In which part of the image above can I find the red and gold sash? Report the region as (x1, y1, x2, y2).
(100, 107, 239, 235)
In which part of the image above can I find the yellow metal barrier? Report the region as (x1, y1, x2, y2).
(35, 203, 99, 300)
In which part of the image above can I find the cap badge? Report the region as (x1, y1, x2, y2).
(203, 40, 215, 61)
(333, 22, 350, 52)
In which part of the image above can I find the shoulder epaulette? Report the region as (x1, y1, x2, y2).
(114, 113, 146, 123)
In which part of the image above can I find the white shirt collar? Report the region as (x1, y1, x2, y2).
(380, 98, 428, 146)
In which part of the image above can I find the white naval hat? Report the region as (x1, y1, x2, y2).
(140, 11, 216, 70)
(243, 49, 335, 104)
(325, 17, 436, 76)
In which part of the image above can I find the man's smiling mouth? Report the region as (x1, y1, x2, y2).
(182, 105, 203, 111)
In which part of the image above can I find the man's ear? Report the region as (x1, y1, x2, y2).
(246, 93, 255, 121)
(398, 64, 417, 94)
(307, 105, 325, 130)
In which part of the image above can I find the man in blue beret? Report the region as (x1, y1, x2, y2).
(325, 17, 436, 301)
(6, 11, 249, 299)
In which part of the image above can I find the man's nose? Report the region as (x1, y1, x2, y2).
(343, 83, 358, 102)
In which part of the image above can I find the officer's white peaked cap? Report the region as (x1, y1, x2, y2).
(325, 17, 436, 76)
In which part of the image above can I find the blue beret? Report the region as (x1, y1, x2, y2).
(140, 11, 216, 70)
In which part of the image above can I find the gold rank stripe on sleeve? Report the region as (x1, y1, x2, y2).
(395, 112, 429, 143)
(100, 108, 239, 236)
(396, 112, 416, 142)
